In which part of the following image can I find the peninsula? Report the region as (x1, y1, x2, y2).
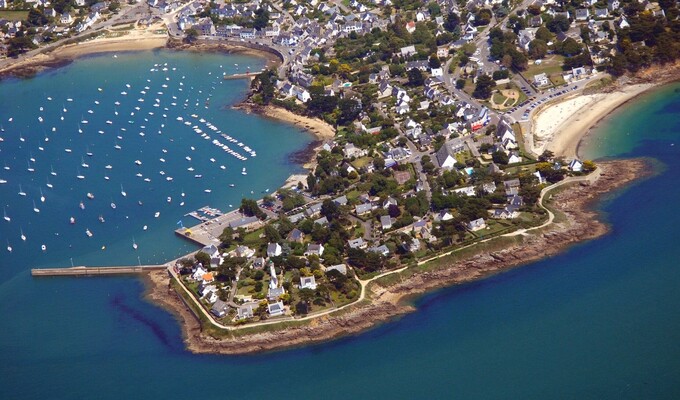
(13, 0, 679, 353)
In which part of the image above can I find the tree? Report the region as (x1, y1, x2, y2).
(253, 7, 270, 30)
(455, 78, 466, 89)
(251, 69, 276, 105)
(321, 199, 341, 220)
(547, 15, 570, 33)
(195, 251, 211, 268)
(582, 160, 597, 172)
(407, 68, 424, 86)
(539, 150, 554, 162)
(528, 39, 548, 59)
(492, 150, 509, 165)
(536, 26, 552, 42)
(184, 28, 199, 43)
(444, 12, 460, 32)
(473, 75, 496, 99)
(264, 224, 281, 243)
(219, 227, 234, 247)
(337, 99, 361, 125)
(558, 38, 582, 57)
(429, 54, 442, 68)
(240, 198, 265, 219)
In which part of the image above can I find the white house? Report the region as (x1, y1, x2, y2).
(569, 159, 583, 172)
(267, 242, 282, 257)
(300, 275, 317, 290)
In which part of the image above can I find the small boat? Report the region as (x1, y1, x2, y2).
(98, 215, 105, 223)
(20, 228, 26, 241)
(241, 167, 247, 175)
(229, 183, 235, 187)
(135, 160, 142, 165)
(0, 179, 6, 184)
(143, 225, 148, 231)
(204, 189, 212, 193)
(81, 158, 89, 168)
(3, 208, 10, 222)
(167, 196, 172, 203)
(40, 188, 45, 203)
(79, 201, 85, 210)
(70, 216, 75, 224)
(105, 165, 112, 169)
(87, 192, 94, 200)
(132, 237, 138, 250)
(65, 148, 72, 153)
(111, 202, 116, 209)
(50, 166, 57, 176)
(33, 201, 40, 213)
(7, 243, 11, 253)
(46, 177, 53, 189)
(154, 212, 160, 218)
(121, 185, 127, 197)
(41, 244, 46, 252)
(86, 229, 93, 237)
(18, 185, 26, 196)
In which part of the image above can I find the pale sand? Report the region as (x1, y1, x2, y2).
(261, 105, 336, 141)
(533, 83, 655, 159)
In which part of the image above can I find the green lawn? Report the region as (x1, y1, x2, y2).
(525, 55, 565, 77)
(0, 10, 28, 21)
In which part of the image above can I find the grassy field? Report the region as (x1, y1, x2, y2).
(525, 55, 566, 77)
(0, 10, 28, 21)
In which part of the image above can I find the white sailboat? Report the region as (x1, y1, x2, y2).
(20, 228, 26, 242)
(18, 185, 26, 196)
(132, 237, 138, 250)
(33, 200, 40, 213)
(76, 168, 85, 180)
(120, 185, 126, 197)
(46, 177, 53, 189)
(3, 207, 10, 222)
(81, 157, 89, 168)
(110, 201, 116, 209)
(50, 165, 57, 176)
(40, 188, 45, 203)
(86, 229, 93, 237)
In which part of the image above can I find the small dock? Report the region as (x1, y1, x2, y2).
(31, 265, 166, 277)
(223, 72, 254, 80)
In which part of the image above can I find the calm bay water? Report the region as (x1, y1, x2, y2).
(1, 54, 680, 398)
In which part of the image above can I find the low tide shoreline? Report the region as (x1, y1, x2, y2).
(0, 34, 281, 79)
(143, 158, 650, 355)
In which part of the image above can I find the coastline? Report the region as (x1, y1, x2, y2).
(531, 61, 680, 159)
(143, 158, 650, 355)
(0, 32, 281, 80)
(233, 102, 336, 170)
(532, 83, 654, 159)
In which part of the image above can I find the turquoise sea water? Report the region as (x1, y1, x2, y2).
(2, 54, 680, 398)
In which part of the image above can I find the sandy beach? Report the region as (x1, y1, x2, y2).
(259, 104, 336, 141)
(532, 83, 655, 159)
(144, 159, 650, 355)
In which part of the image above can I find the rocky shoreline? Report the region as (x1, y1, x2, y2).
(143, 158, 650, 355)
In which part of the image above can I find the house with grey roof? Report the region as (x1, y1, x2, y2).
(267, 242, 282, 257)
(355, 203, 373, 215)
(380, 215, 393, 230)
(236, 302, 258, 320)
(326, 264, 348, 275)
(211, 299, 229, 318)
(348, 237, 367, 249)
(267, 301, 285, 316)
(467, 218, 486, 231)
(305, 243, 325, 256)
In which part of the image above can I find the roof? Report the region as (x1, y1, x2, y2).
(326, 264, 347, 275)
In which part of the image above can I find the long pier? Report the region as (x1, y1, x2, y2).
(31, 265, 166, 277)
